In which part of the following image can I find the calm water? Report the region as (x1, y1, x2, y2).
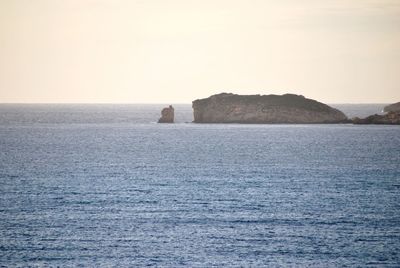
(0, 104, 399, 267)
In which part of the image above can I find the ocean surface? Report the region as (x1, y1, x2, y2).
(0, 104, 399, 267)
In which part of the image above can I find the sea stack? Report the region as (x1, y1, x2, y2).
(158, 105, 174, 123)
(192, 93, 347, 124)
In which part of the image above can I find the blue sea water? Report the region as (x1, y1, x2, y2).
(0, 104, 399, 267)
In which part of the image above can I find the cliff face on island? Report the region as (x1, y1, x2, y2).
(192, 93, 347, 123)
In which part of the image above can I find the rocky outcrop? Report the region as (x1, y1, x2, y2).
(158, 105, 174, 123)
(192, 93, 347, 123)
(352, 112, 400, 125)
(384, 102, 400, 113)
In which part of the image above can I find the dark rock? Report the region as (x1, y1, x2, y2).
(192, 93, 347, 123)
(384, 102, 400, 113)
(352, 111, 400, 125)
(158, 105, 174, 123)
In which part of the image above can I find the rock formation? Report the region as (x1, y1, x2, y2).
(158, 105, 174, 123)
(352, 112, 400, 125)
(384, 102, 400, 113)
(192, 93, 347, 123)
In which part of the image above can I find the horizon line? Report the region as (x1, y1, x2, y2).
(0, 102, 391, 105)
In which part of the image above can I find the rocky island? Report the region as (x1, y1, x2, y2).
(158, 105, 174, 123)
(352, 101, 400, 125)
(192, 93, 347, 124)
(384, 102, 400, 113)
(352, 112, 400, 125)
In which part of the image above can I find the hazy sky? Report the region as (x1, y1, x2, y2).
(0, 0, 399, 103)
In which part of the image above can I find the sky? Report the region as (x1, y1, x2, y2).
(0, 0, 399, 103)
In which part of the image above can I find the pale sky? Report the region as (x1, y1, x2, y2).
(0, 0, 399, 103)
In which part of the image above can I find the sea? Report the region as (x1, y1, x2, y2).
(0, 104, 399, 267)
